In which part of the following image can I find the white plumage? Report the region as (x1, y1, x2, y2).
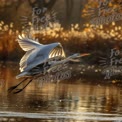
(16, 35, 66, 79)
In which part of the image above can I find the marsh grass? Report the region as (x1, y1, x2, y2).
(0, 21, 122, 63)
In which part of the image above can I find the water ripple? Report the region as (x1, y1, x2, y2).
(0, 111, 121, 121)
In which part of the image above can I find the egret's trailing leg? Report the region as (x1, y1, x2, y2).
(8, 78, 28, 93)
(13, 79, 33, 94)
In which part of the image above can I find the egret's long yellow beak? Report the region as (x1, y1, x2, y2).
(80, 53, 90, 57)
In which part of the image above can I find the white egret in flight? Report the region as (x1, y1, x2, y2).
(8, 34, 90, 94)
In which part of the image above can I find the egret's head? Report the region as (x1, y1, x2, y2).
(67, 53, 90, 62)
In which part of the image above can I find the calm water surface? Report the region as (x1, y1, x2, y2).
(0, 62, 122, 122)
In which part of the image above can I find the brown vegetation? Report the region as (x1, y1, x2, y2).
(0, 21, 122, 64)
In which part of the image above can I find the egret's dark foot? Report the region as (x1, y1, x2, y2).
(8, 78, 33, 94)
(8, 78, 28, 94)
(8, 85, 18, 93)
(13, 89, 23, 94)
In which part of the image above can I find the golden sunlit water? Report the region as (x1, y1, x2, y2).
(0, 62, 122, 122)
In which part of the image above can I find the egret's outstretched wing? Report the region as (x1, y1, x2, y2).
(19, 49, 34, 72)
(18, 35, 43, 51)
(49, 46, 66, 58)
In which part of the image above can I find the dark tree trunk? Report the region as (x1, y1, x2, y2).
(65, 0, 74, 28)
(28, 0, 57, 10)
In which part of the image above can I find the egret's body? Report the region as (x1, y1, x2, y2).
(16, 35, 65, 79)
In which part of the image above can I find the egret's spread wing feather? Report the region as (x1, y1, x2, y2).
(20, 48, 45, 72)
(20, 49, 35, 72)
(18, 36, 43, 51)
(23, 53, 45, 72)
(49, 46, 66, 58)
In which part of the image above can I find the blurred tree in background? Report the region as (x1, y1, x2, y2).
(0, 0, 84, 29)
(0, 0, 122, 63)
